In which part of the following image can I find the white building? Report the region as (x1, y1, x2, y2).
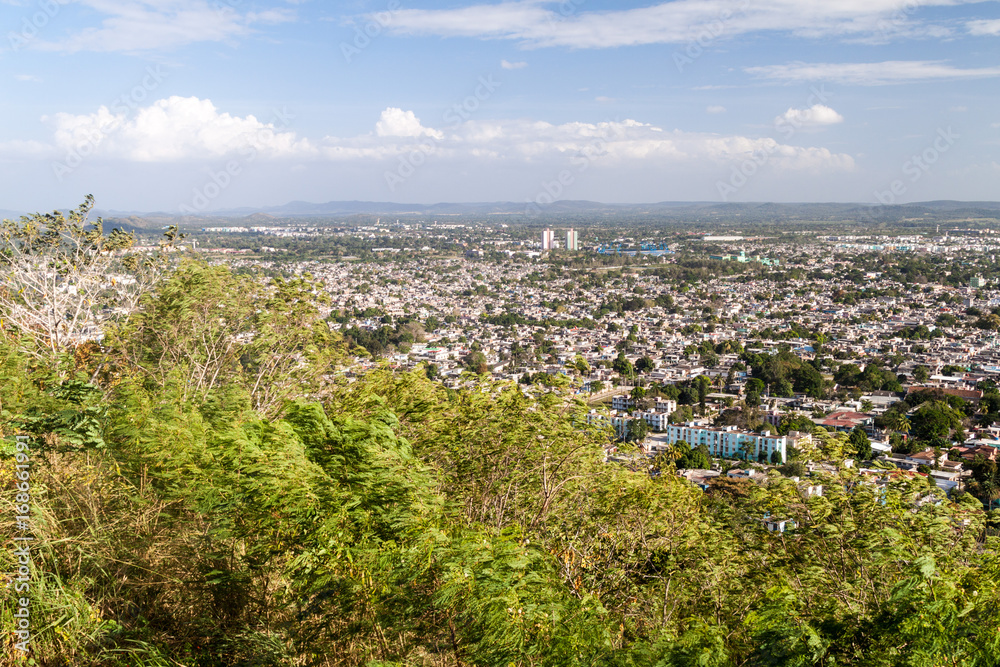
(611, 394, 677, 416)
(566, 228, 579, 251)
(635, 410, 671, 432)
(663, 422, 789, 463)
(587, 410, 628, 437)
(652, 398, 678, 414)
(611, 394, 632, 411)
(542, 229, 556, 250)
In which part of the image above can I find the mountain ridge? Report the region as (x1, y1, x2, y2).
(101, 199, 1000, 220)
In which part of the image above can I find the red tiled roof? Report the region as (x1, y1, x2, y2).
(906, 386, 983, 402)
(825, 410, 871, 420)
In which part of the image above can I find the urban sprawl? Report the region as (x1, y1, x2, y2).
(191, 218, 1000, 508)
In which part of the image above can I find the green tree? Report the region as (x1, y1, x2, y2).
(778, 413, 816, 435)
(778, 460, 807, 477)
(849, 425, 873, 460)
(462, 349, 489, 374)
(774, 378, 794, 397)
(0, 196, 177, 360)
(107, 262, 339, 415)
(696, 375, 711, 414)
(626, 417, 650, 443)
(613, 352, 635, 379)
(910, 401, 962, 442)
(635, 355, 655, 374)
(884, 410, 911, 438)
(792, 363, 825, 397)
(670, 405, 695, 424)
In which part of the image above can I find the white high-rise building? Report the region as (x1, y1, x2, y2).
(542, 229, 555, 250)
(566, 228, 579, 251)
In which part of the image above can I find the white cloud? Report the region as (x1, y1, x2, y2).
(595, 96, 615, 103)
(376, 0, 987, 49)
(374, 108, 444, 140)
(746, 60, 1000, 85)
(776, 104, 844, 126)
(15, 74, 41, 82)
(32, 0, 294, 53)
(326, 113, 854, 174)
(706, 105, 726, 114)
(967, 19, 1000, 36)
(46, 96, 314, 161)
(501, 59, 527, 69)
(39, 97, 855, 177)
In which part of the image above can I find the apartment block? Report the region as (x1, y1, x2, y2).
(663, 422, 789, 463)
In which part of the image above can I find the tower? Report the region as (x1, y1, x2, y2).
(566, 228, 579, 251)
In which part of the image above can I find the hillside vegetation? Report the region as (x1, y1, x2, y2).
(2, 208, 1000, 666)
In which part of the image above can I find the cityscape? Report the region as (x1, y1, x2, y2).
(203, 214, 1000, 491)
(3, 0, 1000, 664)
(6, 199, 1000, 664)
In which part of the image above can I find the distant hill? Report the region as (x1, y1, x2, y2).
(202, 199, 1000, 219)
(243, 212, 277, 222)
(10, 199, 999, 226)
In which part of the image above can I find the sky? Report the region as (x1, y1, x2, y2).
(0, 0, 998, 213)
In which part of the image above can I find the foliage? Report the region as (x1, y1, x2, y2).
(778, 413, 816, 435)
(0, 196, 179, 360)
(625, 417, 650, 443)
(778, 460, 807, 477)
(909, 401, 963, 442)
(667, 440, 712, 470)
(104, 261, 342, 417)
(849, 425, 873, 461)
(3, 260, 1000, 667)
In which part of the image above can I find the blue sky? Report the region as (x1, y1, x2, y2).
(0, 0, 998, 212)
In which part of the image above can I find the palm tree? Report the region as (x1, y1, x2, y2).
(886, 412, 910, 435)
(652, 440, 687, 472)
(885, 411, 910, 439)
(736, 441, 752, 462)
(671, 439, 691, 461)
